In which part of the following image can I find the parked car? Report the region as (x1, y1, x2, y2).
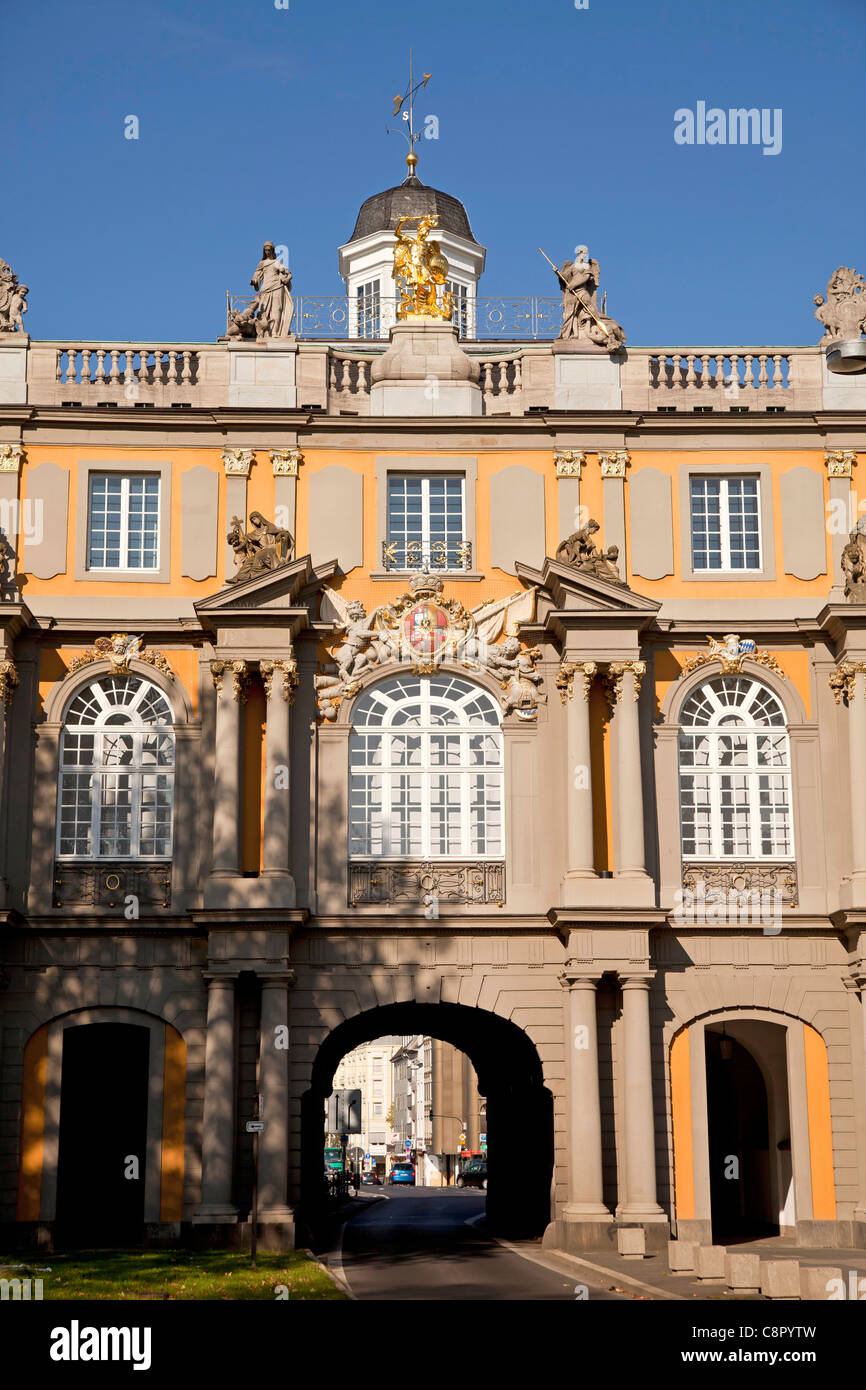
(456, 1158, 487, 1190)
(389, 1161, 415, 1186)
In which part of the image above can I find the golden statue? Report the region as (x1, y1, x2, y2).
(392, 213, 454, 322)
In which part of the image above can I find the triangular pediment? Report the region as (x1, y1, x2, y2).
(516, 558, 662, 616)
(194, 554, 338, 629)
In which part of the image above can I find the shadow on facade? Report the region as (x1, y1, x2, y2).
(300, 1002, 553, 1245)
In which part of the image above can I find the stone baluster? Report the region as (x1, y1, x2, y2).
(360, 361, 370, 395)
(329, 357, 337, 392)
(108, 349, 121, 384)
(729, 353, 740, 393)
(513, 356, 522, 390)
(617, 973, 665, 1222)
(685, 353, 696, 388)
(482, 361, 494, 399)
(773, 353, 785, 390)
(700, 353, 710, 389)
(55, 349, 65, 384)
(194, 974, 239, 1223)
(95, 348, 107, 383)
(168, 350, 178, 384)
(758, 352, 769, 388)
(743, 352, 754, 391)
(80, 348, 91, 384)
(498, 359, 508, 396)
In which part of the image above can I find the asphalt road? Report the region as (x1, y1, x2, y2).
(335, 1186, 625, 1301)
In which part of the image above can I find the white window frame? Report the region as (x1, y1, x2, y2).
(86, 472, 161, 573)
(689, 474, 762, 574)
(385, 474, 467, 572)
(349, 675, 504, 861)
(57, 675, 175, 861)
(678, 676, 793, 861)
(356, 278, 381, 339)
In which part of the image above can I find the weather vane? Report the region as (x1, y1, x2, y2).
(387, 50, 431, 179)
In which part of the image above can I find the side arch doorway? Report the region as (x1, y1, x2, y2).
(300, 1002, 554, 1242)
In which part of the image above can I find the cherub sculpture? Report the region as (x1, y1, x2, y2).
(486, 636, 545, 718)
(319, 589, 398, 683)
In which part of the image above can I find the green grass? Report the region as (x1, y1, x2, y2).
(0, 1249, 347, 1301)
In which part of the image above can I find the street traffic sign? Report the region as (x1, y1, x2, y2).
(246, 1120, 266, 1133)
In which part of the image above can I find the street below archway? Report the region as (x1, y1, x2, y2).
(332, 1188, 627, 1301)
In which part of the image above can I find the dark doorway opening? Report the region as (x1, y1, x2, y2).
(301, 1002, 554, 1245)
(55, 1023, 150, 1247)
(706, 1030, 777, 1243)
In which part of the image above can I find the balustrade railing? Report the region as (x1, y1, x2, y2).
(56, 345, 200, 389)
(647, 349, 791, 395)
(227, 294, 563, 341)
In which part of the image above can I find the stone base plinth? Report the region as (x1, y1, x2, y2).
(370, 321, 482, 417)
(228, 341, 297, 408)
(553, 350, 622, 409)
(0, 341, 28, 404)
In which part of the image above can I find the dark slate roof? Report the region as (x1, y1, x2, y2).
(347, 174, 480, 245)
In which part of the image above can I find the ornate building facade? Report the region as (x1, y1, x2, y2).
(1, 188, 866, 1254)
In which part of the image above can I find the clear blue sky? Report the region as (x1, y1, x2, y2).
(3, 0, 863, 345)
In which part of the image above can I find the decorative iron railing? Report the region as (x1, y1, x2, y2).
(380, 539, 472, 572)
(226, 294, 563, 341)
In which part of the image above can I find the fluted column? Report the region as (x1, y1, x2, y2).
(608, 662, 648, 878)
(561, 970, 610, 1222)
(207, 661, 247, 894)
(257, 972, 296, 1222)
(260, 660, 297, 905)
(618, 973, 665, 1221)
(560, 662, 597, 893)
(194, 974, 239, 1222)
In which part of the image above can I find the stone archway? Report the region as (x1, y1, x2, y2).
(299, 1001, 554, 1243)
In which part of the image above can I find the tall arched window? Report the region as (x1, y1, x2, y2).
(678, 676, 792, 859)
(58, 675, 175, 859)
(349, 675, 503, 859)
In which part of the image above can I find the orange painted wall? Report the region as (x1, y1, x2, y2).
(670, 1028, 695, 1222)
(16, 1026, 48, 1222)
(803, 1023, 837, 1221)
(160, 1025, 186, 1222)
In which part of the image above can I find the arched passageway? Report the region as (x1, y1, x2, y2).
(300, 1002, 553, 1242)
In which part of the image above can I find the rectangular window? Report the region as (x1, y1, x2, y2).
(373, 1102, 383, 1118)
(87, 474, 160, 571)
(447, 281, 469, 337)
(386, 474, 466, 570)
(689, 475, 761, 572)
(356, 280, 381, 339)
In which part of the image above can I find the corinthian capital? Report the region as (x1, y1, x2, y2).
(270, 449, 303, 476)
(599, 450, 630, 479)
(825, 449, 856, 479)
(260, 657, 299, 702)
(211, 659, 250, 702)
(222, 448, 255, 477)
(606, 659, 646, 708)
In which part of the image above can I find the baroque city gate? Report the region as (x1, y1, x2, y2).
(298, 1000, 555, 1241)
